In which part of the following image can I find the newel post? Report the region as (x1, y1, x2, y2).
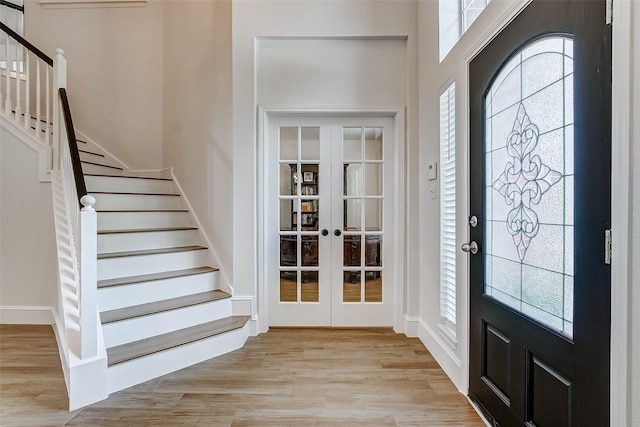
(52, 48, 66, 171)
(79, 194, 98, 359)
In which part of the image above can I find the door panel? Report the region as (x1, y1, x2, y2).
(469, 1, 611, 425)
(269, 115, 394, 327)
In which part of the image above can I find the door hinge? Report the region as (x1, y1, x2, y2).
(606, 0, 613, 25)
(605, 229, 612, 264)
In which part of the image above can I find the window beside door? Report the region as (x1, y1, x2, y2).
(439, 82, 457, 343)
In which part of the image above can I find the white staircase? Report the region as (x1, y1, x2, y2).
(78, 139, 249, 394)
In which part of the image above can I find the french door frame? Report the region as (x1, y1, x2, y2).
(451, 1, 631, 424)
(257, 106, 406, 333)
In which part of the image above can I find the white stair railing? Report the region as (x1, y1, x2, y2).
(0, 21, 52, 147)
(1, 23, 105, 403)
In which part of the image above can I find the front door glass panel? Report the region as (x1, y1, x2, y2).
(484, 36, 574, 337)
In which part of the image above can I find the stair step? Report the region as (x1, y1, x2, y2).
(81, 161, 123, 171)
(101, 290, 230, 324)
(97, 267, 220, 312)
(79, 149, 105, 158)
(98, 226, 197, 235)
(86, 173, 172, 182)
(97, 266, 219, 289)
(96, 209, 188, 213)
(107, 315, 250, 366)
(90, 191, 179, 196)
(98, 245, 206, 260)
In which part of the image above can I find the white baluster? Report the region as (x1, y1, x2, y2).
(35, 60, 41, 135)
(45, 64, 51, 145)
(23, 51, 30, 129)
(0, 34, 3, 110)
(4, 34, 11, 113)
(52, 49, 66, 167)
(14, 41, 21, 120)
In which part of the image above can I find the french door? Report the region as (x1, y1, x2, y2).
(468, 1, 611, 425)
(268, 115, 395, 327)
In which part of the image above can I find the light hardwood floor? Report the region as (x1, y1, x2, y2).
(0, 325, 485, 426)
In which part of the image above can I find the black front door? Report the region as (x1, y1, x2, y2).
(468, 1, 611, 425)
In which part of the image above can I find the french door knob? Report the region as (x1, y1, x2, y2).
(321, 229, 329, 236)
(461, 241, 478, 255)
(334, 229, 342, 237)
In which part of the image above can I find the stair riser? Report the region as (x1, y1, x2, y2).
(103, 299, 233, 347)
(90, 193, 182, 211)
(97, 211, 191, 231)
(86, 176, 175, 194)
(98, 272, 219, 312)
(107, 324, 249, 394)
(98, 229, 201, 253)
(82, 163, 124, 175)
(97, 249, 208, 281)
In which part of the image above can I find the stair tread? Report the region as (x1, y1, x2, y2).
(85, 173, 173, 181)
(98, 226, 197, 235)
(96, 209, 188, 213)
(89, 191, 179, 196)
(79, 149, 105, 157)
(107, 315, 250, 366)
(81, 160, 124, 170)
(98, 245, 207, 259)
(97, 266, 219, 288)
(101, 290, 230, 324)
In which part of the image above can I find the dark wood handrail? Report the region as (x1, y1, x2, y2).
(0, 21, 53, 66)
(59, 88, 88, 204)
(0, 0, 23, 13)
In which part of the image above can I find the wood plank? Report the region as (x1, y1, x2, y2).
(81, 161, 123, 170)
(100, 290, 230, 324)
(96, 209, 188, 213)
(89, 191, 179, 196)
(97, 245, 206, 259)
(1, 326, 484, 426)
(106, 316, 250, 366)
(97, 266, 219, 288)
(98, 227, 197, 234)
(85, 173, 173, 181)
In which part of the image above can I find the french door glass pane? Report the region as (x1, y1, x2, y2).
(364, 127, 383, 160)
(278, 127, 321, 304)
(484, 36, 574, 337)
(342, 127, 384, 304)
(280, 127, 298, 161)
(301, 127, 320, 160)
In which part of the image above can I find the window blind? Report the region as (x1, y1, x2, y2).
(439, 83, 456, 339)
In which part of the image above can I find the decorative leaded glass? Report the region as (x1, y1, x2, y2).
(484, 36, 574, 337)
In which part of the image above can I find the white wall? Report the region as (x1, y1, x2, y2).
(161, 0, 234, 288)
(23, 0, 164, 170)
(630, 1, 640, 424)
(417, 0, 531, 391)
(232, 0, 419, 327)
(0, 125, 58, 320)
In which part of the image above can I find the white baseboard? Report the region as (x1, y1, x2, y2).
(0, 306, 55, 324)
(418, 317, 462, 391)
(403, 315, 421, 337)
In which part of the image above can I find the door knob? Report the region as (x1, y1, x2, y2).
(461, 241, 478, 254)
(321, 229, 329, 236)
(334, 229, 342, 237)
